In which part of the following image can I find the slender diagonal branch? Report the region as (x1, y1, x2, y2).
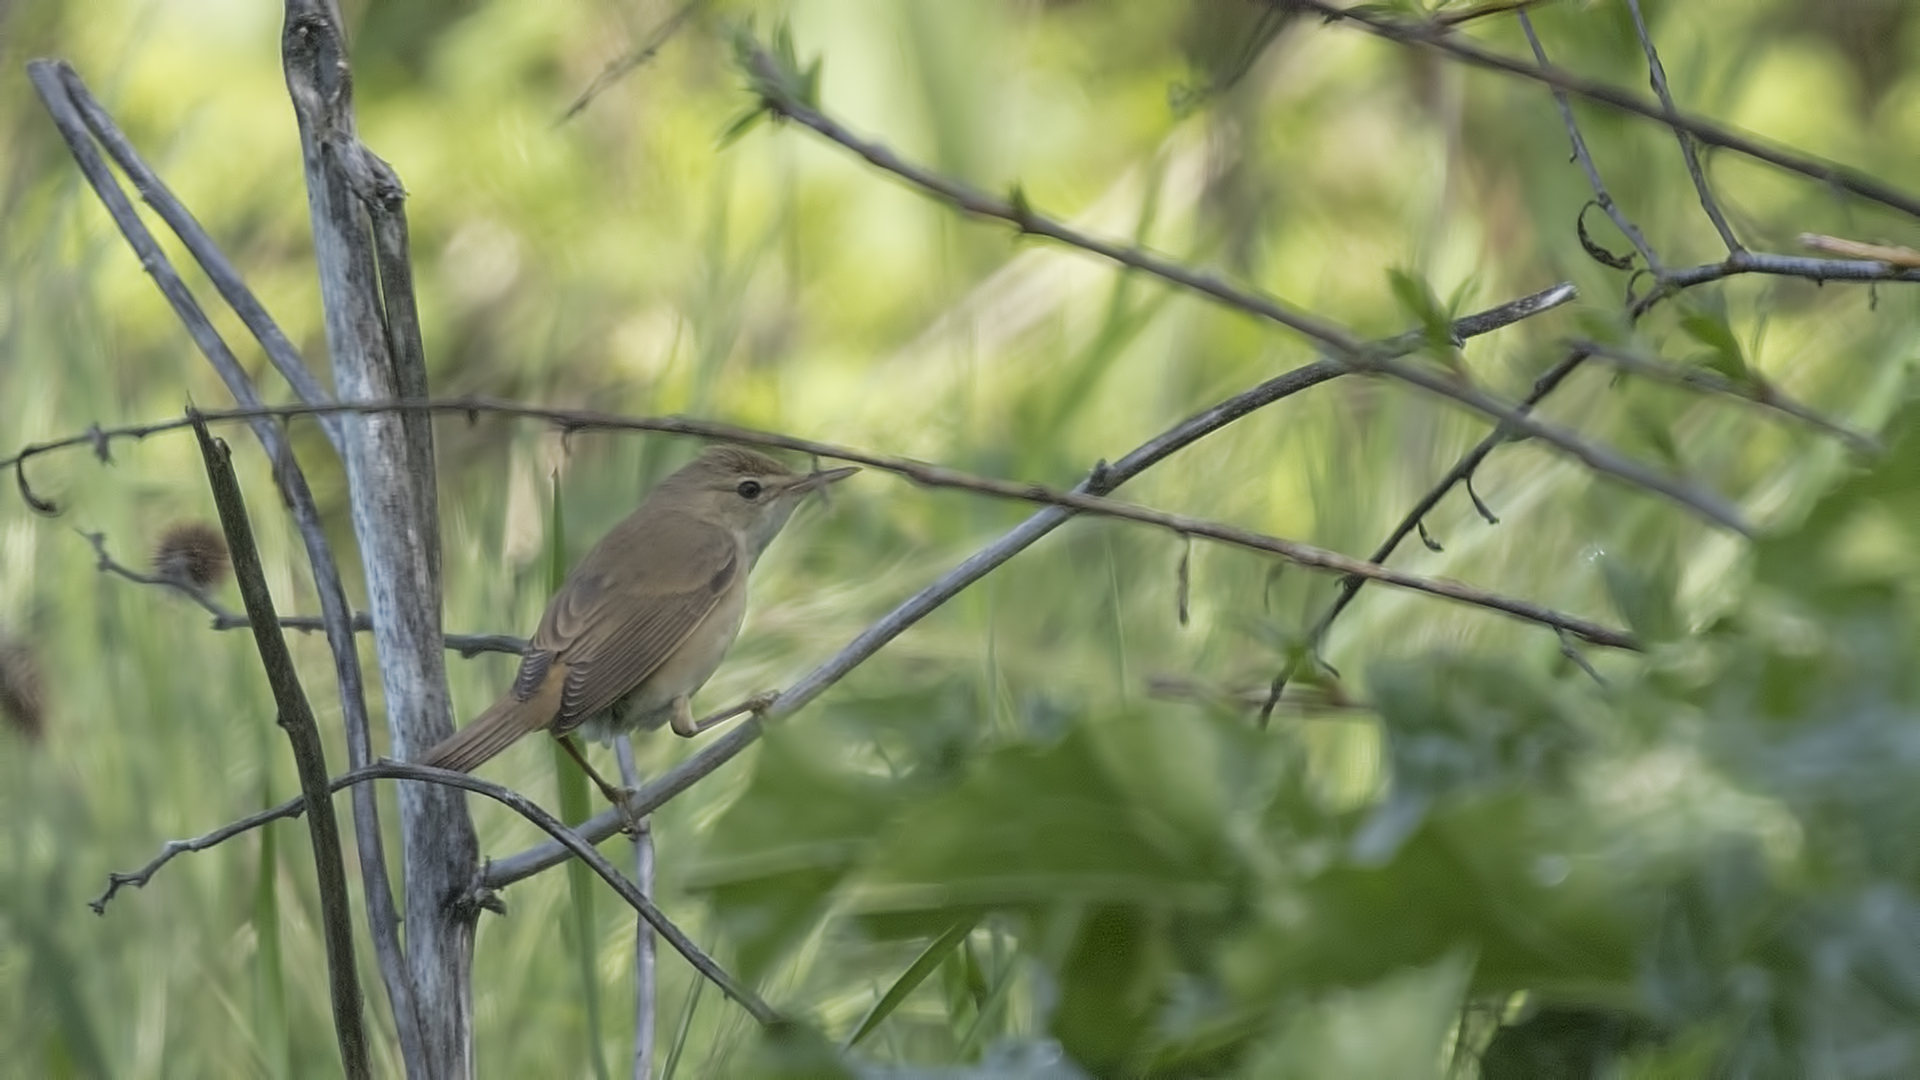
(1291, 0, 1920, 222)
(736, 39, 1746, 532)
(16, 395, 1636, 643)
(95, 760, 779, 1027)
(52, 64, 342, 448)
(190, 418, 369, 1078)
(1575, 339, 1877, 453)
(1518, 14, 1660, 273)
(1624, 0, 1741, 253)
(479, 283, 1585, 886)
(738, 42, 1363, 355)
(560, 0, 708, 123)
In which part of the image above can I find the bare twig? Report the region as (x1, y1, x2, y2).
(1798, 234, 1920, 270)
(1575, 339, 1878, 454)
(1257, 345, 1595, 723)
(95, 759, 779, 1027)
(1433, 0, 1549, 27)
(51, 64, 342, 448)
(615, 736, 657, 1080)
(190, 418, 369, 1078)
(738, 40, 1746, 531)
(560, 0, 708, 123)
(1518, 14, 1661, 273)
(479, 284, 1588, 886)
(738, 42, 1363, 354)
(27, 61, 427, 1068)
(13, 395, 1636, 644)
(1624, 0, 1741, 253)
(85, 530, 529, 656)
(1292, 0, 1920, 222)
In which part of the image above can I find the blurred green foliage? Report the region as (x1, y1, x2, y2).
(4, 0, 1920, 1076)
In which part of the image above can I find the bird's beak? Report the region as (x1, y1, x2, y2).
(794, 464, 860, 493)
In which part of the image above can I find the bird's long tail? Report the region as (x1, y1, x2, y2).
(420, 677, 561, 773)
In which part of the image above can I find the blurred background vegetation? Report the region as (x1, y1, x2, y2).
(4, 0, 1920, 1076)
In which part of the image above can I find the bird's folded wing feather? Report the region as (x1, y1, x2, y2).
(532, 513, 740, 733)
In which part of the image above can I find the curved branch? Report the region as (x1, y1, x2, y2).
(94, 760, 780, 1027)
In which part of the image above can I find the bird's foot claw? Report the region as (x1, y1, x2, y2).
(610, 785, 647, 837)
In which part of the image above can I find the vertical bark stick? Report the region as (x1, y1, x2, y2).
(281, 3, 477, 1074)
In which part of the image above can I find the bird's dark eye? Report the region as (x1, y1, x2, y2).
(736, 479, 763, 500)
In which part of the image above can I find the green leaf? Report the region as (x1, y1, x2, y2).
(739, 1020, 857, 1080)
(546, 474, 611, 1080)
(717, 107, 769, 148)
(1598, 545, 1684, 644)
(1388, 268, 1463, 373)
(842, 917, 979, 1049)
(251, 787, 289, 1080)
(1353, 656, 1588, 862)
(687, 727, 903, 982)
(1048, 904, 1169, 1075)
(1676, 296, 1750, 383)
(1235, 950, 1474, 1079)
(852, 720, 1234, 920)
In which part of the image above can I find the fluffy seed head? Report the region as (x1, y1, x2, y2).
(154, 521, 231, 589)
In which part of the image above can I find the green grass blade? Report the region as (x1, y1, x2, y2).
(546, 473, 613, 1080)
(252, 778, 291, 1080)
(844, 917, 980, 1050)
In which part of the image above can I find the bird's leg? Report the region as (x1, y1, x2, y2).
(557, 734, 643, 834)
(670, 690, 781, 738)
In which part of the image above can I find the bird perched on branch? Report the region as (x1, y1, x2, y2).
(420, 444, 857, 800)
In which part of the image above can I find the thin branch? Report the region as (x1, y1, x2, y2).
(27, 61, 427, 1068)
(191, 418, 369, 1078)
(95, 760, 779, 1027)
(85, 530, 529, 656)
(1575, 339, 1878, 454)
(1624, 0, 1741, 253)
(479, 284, 1587, 886)
(1518, 13, 1661, 273)
(737, 41, 1364, 355)
(1292, 0, 1920, 222)
(1629, 251, 1920, 319)
(1433, 0, 1550, 28)
(1259, 345, 1594, 723)
(1798, 234, 1920, 270)
(560, 0, 708, 123)
(615, 736, 657, 1080)
(736, 40, 1745, 532)
(50, 63, 342, 448)
(14, 395, 1636, 644)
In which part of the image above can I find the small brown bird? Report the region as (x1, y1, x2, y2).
(421, 445, 856, 791)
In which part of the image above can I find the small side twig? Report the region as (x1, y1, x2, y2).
(560, 0, 708, 123)
(1293, 0, 1920, 222)
(1624, 0, 1741, 253)
(1575, 339, 1878, 454)
(738, 39, 1745, 532)
(1518, 13, 1661, 274)
(190, 417, 369, 1079)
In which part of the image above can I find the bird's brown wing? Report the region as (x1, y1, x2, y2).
(530, 512, 740, 734)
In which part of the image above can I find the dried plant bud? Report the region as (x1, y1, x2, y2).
(153, 521, 231, 589)
(0, 635, 45, 741)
